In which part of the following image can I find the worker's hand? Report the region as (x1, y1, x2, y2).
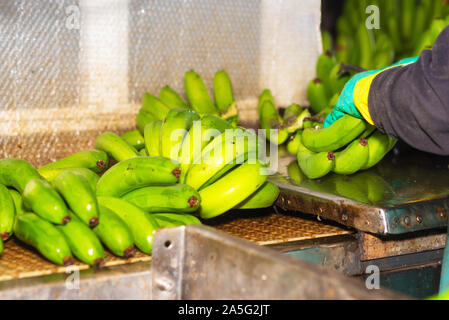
(323, 57, 419, 128)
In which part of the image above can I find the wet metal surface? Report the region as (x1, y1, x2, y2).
(272, 143, 449, 235)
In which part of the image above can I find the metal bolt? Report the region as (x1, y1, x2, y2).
(403, 216, 411, 226)
(416, 215, 423, 224)
(341, 213, 349, 222)
(438, 208, 448, 220)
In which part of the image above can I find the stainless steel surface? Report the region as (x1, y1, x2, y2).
(273, 145, 449, 235)
(151, 225, 406, 300)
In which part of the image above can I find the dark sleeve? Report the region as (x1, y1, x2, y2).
(368, 26, 449, 156)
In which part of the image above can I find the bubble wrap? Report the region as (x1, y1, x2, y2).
(0, 0, 321, 166)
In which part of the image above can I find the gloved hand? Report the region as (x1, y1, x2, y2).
(323, 57, 419, 128)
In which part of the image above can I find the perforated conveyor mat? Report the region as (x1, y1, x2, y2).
(0, 212, 350, 282)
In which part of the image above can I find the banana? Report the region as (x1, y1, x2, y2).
(0, 184, 15, 241)
(97, 197, 159, 254)
(307, 78, 329, 114)
(0, 159, 45, 193)
(361, 130, 397, 170)
(8, 189, 26, 217)
(0, 240, 3, 255)
(141, 93, 171, 120)
(160, 108, 200, 161)
(56, 218, 105, 268)
(287, 160, 304, 185)
(321, 31, 333, 52)
(287, 131, 302, 155)
(87, 208, 135, 258)
(144, 119, 163, 157)
(235, 182, 280, 210)
(178, 115, 233, 182)
(259, 100, 289, 145)
(185, 128, 258, 190)
(14, 213, 73, 266)
(335, 35, 351, 63)
(136, 109, 154, 135)
(23, 179, 70, 225)
(152, 213, 201, 229)
(328, 64, 351, 96)
(257, 89, 275, 119)
(185, 70, 219, 115)
(400, 0, 414, 43)
(38, 167, 99, 192)
(213, 70, 235, 114)
(121, 130, 145, 150)
(198, 161, 268, 219)
(297, 138, 335, 180)
(122, 184, 201, 213)
(95, 132, 139, 162)
(356, 22, 375, 69)
(285, 109, 311, 134)
(283, 104, 303, 121)
(52, 171, 100, 228)
(39, 150, 108, 174)
(413, 4, 428, 48)
(139, 148, 148, 156)
(301, 115, 368, 152)
(373, 34, 395, 69)
(316, 51, 336, 96)
(333, 139, 369, 175)
(159, 85, 190, 109)
(96, 157, 180, 197)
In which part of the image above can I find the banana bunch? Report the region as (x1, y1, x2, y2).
(294, 115, 397, 180)
(333, 0, 449, 68)
(135, 69, 239, 134)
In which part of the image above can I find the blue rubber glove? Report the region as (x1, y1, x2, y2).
(323, 57, 419, 128)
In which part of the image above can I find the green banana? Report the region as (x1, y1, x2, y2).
(287, 131, 302, 155)
(96, 157, 180, 197)
(121, 130, 145, 150)
(97, 197, 159, 254)
(335, 35, 351, 63)
(333, 139, 369, 175)
(287, 160, 304, 185)
(0, 158, 44, 193)
(56, 218, 105, 268)
(413, 4, 429, 48)
(259, 100, 289, 145)
(8, 189, 26, 216)
(87, 208, 135, 258)
(301, 115, 368, 152)
(141, 93, 171, 120)
(328, 64, 351, 96)
(152, 213, 201, 229)
(159, 108, 200, 161)
(14, 213, 73, 266)
(307, 78, 329, 114)
(213, 70, 235, 114)
(321, 31, 333, 52)
(283, 104, 303, 121)
(52, 171, 100, 228)
(0, 184, 15, 241)
(0, 240, 3, 255)
(159, 85, 190, 109)
(178, 115, 233, 182)
(95, 132, 139, 162)
(185, 128, 258, 190)
(400, 0, 414, 43)
(297, 138, 335, 180)
(235, 182, 280, 210)
(23, 179, 70, 225)
(136, 109, 154, 135)
(38, 167, 99, 192)
(361, 130, 397, 170)
(144, 120, 163, 157)
(316, 51, 336, 96)
(139, 148, 148, 156)
(199, 161, 268, 219)
(356, 22, 375, 69)
(285, 109, 311, 134)
(39, 150, 108, 174)
(257, 89, 275, 119)
(122, 184, 201, 213)
(185, 70, 219, 115)
(373, 34, 395, 69)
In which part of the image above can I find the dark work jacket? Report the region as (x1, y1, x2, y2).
(369, 26, 449, 155)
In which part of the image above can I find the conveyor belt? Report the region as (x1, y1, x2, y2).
(0, 211, 350, 282)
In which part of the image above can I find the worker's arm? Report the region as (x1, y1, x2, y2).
(324, 26, 449, 155)
(369, 26, 449, 155)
